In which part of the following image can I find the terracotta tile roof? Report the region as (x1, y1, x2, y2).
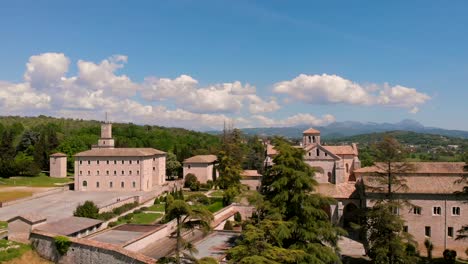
(355, 162, 466, 174)
(8, 214, 47, 225)
(303, 128, 321, 134)
(36, 216, 103, 236)
(266, 144, 278, 156)
(357, 162, 468, 194)
(241, 170, 262, 177)
(50, 152, 67, 157)
(315, 182, 358, 199)
(75, 148, 165, 157)
(323, 145, 357, 155)
(184, 155, 217, 164)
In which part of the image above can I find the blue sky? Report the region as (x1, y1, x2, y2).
(1, 0, 467, 130)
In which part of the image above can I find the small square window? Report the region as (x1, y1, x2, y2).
(433, 207, 441, 215)
(448, 227, 454, 237)
(425, 226, 431, 237)
(413, 207, 422, 215)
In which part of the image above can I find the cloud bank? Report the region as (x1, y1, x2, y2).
(0, 53, 430, 129)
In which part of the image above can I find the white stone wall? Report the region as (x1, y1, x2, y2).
(183, 163, 214, 184)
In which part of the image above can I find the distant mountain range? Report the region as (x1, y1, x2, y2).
(231, 119, 468, 139)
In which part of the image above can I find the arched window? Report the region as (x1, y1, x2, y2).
(114, 170, 117, 175)
(121, 182, 124, 188)
(137, 160, 140, 164)
(137, 170, 140, 175)
(96, 181, 100, 188)
(80, 171, 82, 175)
(114, 160, 117, 164)
(188, 165, 191, 169)
(308, 136, 311, 143)
(97, 160, 99, 165)
(327, 172, 332, 183)
(88, 160, 91, 165)
(106, 160, 109, 164)
(106, 170, 109, 175)
(308, 152, 311, 156)
(121, 170, 124, 175)
(103, 141, 106, 145)
(316, 149, 320, 156)
(97, 170, 100, 175)
(110, 182, 113, 188)
(129, 160, 132, 164)
(129, 170, 132, 175)
(312, 136, 316, 143)
(346, 163, 349, 173)
(83, 181, 87, 187)
(121, 160, 124, 164)
(87, 171, 90, 175)
(79, 160, 82, 165)
(153, 167, 156, 171)
(132, 181, 136, 188)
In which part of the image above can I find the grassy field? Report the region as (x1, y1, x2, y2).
(146, 204, 165, 212)
(0, 221, 7, 229)
(130, 213, 163, 224)
(3, 250, 51, 264)
(0, 191, 33, 202)
(0, 240, 32, 263)
(206, 200, 223, 213)
(0, 175, 73, 187)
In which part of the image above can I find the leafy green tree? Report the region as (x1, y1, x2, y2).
(166, 151, 181, 178)
(184, 173, 199, 188)
(73, 200, 99, 219)
(216, 151, 241, 189)
(165, 200, 213, 264)
(229, 138, 345, 263)
(222, 186, 239, 206)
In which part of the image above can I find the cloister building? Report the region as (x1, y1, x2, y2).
(73, 122, 166, 191)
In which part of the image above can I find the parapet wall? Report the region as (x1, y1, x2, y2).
(98, 196, 139, 213)
(30, 230, 156, 264)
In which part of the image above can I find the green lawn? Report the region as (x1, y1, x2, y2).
(0, 174, 73, 187)
(146, 204, 165, 212)
(130, 213, 163, 224)
(206, 200, 223, 213)
(210, 190, 224, 197)
(0, 191, 33, 202)
(0, 239, 31, 262)
(0, 221, 7, 229)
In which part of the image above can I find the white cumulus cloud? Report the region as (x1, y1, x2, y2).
(252, 113, 335, 127)
(273, 73, 430, 113)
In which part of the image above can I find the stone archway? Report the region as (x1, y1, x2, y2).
(342, 203, 359, 228)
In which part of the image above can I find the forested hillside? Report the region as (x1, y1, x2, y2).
(325, 130, 468, 165)
(0, 115, 222, 177)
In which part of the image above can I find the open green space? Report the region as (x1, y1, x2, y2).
(206, 198, 223, 213)
(0, 191, 33, 202)
(0, 174, 73, 187)
(0, 221, 7, 229)
(209, 190, 224, 197)
(0, 239, 31, 262)
(130, 213, 163, 224)
(146, 203, 165, 212)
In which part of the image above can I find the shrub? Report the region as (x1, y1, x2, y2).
(234, 212, 242, 222)
(190, 181, 201, 191)
(443, 249, 457, 264)
(73, 200, 99, 219)
(154, 197, 160, 204)
(54, 236, 71, 255)
(118, 216, 125, 222)
(124, 213, 134, 220)
(206, 180, 214, 190)
(187, 193, 210, 205)
(223, 220, 233, 230)
(222, 187, 239, 206)
(133, 209, 142, 214)
(112, 202, 139, 215)
(140, 206, 148, 211)
(108, 221, 118, 228)
(184, 173, 198, 188)
(97, 212, 116, 221)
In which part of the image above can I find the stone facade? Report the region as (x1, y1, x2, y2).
(356, 163, 468, 258)
(74, 123, 166, 192)
(50, 153, 67, 178)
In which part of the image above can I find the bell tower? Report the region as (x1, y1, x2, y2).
(302, 128, 321, 146)
(97, 112, 115, 148)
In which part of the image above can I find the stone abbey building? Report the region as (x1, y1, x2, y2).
(73, 122, 166, 191)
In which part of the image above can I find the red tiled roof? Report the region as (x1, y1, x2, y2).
(323, 145, 357, 155)
(184, 155, 217, 164)
(266, 144, 278, 156)
(315, 182, 358, 199)
(303, 128, 321, 134)
(50, 152, 67, 157)
(241, 170, 262, 177)
(75, 148, 165, 157)
(355, 162, 466, 174)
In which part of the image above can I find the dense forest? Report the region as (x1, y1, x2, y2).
(0, 116, 220, 178)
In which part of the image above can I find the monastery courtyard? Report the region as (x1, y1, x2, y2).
(0, 189, 161, 221)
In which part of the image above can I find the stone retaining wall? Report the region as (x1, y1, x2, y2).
(98, 196, 139, 213)
(30, 230, 156, 264)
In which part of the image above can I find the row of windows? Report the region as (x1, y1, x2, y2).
(79, 167, 157, 176)
(79, 158, 157, 165)
(82, 180, 136, 188)
(403, 226, 456, 238)
(411, 206, 461, 216)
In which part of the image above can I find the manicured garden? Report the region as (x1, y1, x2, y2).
(0, 174, 72, 187)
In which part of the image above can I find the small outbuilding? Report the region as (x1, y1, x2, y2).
(50, 152, 67, 178)
(183, 155, 218, 184)
(240, 170, 262, 191)
(7, 214, 47, 243)
(36, 216, 104, 238)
